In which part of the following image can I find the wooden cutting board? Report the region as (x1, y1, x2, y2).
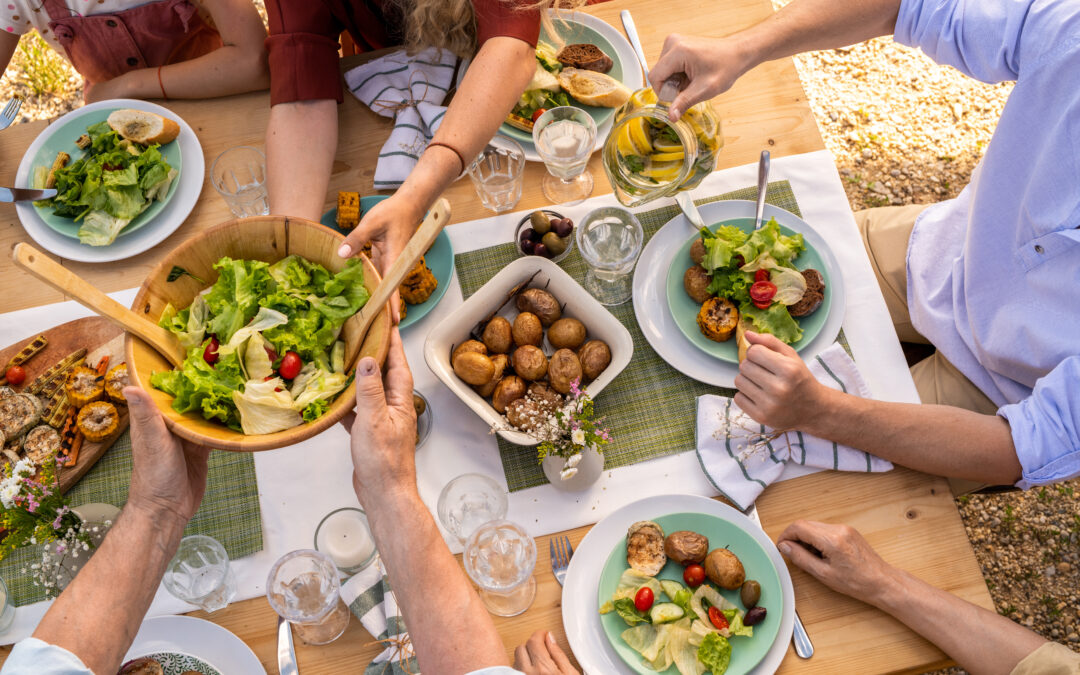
(0, 317, 130, 494)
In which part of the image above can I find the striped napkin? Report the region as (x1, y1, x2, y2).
(340, 557, 418, 675)
(695, 344, 893, 510)
(344, 47, 457, 190)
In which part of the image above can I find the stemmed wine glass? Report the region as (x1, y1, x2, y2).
(532, 107, 597, 205)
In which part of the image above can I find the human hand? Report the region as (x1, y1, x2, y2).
(649, 33, 753, 121)
(82, 75, 127, 104)
(776, 520, 898, 607)
(338, 195, 421, 322)
(513, 630, 579, 675)
(734, 331, 829, 431)
(124, 387, 211, 527)
(347, 328, 417, 506)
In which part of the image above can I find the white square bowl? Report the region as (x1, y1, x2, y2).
(424, 256, 634, 445)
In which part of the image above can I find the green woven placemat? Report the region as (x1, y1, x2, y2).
(0, 431, 263, 606)
(456, 181, 806, 492)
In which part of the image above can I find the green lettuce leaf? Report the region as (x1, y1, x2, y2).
(77, 210, 131, 246)
(739, 301, 804, 344)
(770, 266, 808, 305)
(707, 268, 752, 304)
(150, 342, 246, 430)
(700, 226, 749, 272)
(734, 218, 804, 268)
(697, 633, 732, 675)
(302, 399, 331, 423)
(722, 609, 753, 638)
(205, 257, 274, 342)
(232, 377, 302, 435)
(158, 295, 208, 351)
(613, 598, 650, 627)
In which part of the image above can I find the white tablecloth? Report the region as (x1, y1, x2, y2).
(0, 149, 918, 644)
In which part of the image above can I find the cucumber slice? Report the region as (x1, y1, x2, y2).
(649, 602, 685, 624)
(660, 579, 686, 601)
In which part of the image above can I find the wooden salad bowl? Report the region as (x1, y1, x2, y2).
(126, 216, 392, 452)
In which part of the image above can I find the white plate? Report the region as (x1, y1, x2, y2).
(424, 256, 633, 445)
(632, 200, 847, 387)
(458, 10, 644, 162)
(562, 494, 795, 675)
(123, 615, 263, 674)
(15, 99, 204, 263)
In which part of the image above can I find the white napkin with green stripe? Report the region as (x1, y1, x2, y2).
(344, 47, 457, 190)
(340, 557, 418, 674)
(695, 343, 893, 511)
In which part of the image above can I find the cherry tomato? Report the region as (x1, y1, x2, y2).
(749, 280, 777, 305)
(708, 606, 729, 631)
(278, 351, 302, 380)
(531, 108, 548, 123)
(203, 336, 220, 365)
(752, 299, 772, 310)
(634, 586, 654, 612)
(683, 564, 706, 588)
(754, 269, 770, 283)
(4, 365, 25, 386)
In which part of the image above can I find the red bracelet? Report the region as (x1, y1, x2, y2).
(427, 141, 466, 173)
(157, 65, 168, 101)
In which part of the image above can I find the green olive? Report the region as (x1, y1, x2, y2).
(541, 232, 568, 256)
(740, 579, 761, 608)
(530, 211, 552, 235)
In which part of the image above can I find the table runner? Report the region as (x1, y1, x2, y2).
(0, 431, 262, 606)
(456, 182, 805, 491)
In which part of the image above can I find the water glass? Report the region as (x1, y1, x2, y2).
(575, 206, 645, 305)
(466, 136, 525, 213)
(210, 145, 270, 217)
(437, 473, 509, 544)
(266, 550, 350, 645)
(533, 106, 596, 206)
(0, 577, 15, 633)
(162, 535, 237, 613)
(464, 520, 537, 617)
(314, 507, 378, 575)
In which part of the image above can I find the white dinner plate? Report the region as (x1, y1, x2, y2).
(562, 494, 795, 675)
(632, 200, 847, 388)
(15, 99, 204, 263)
(458, 10, 644, 162)
(123, 615, 263, 674)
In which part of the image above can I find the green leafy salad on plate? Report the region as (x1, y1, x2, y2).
(151, 255, 370, 435)
(35, 119, 178, 247)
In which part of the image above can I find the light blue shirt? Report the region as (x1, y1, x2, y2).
(894, 0, 1080, 488)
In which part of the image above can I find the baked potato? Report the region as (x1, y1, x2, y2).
(492, 375, 527, 413)
(528, 382, 562, 414)
(482, 316, 514, 354)
(577, 340, 611, 381)
(516, 288, 562, 326)
(512, 345, 548, 381)
(452, 340, 488, 362)
(453, 351, 495, 386)
(697, 297, 738, 342)
(512, 312, 544, 347)
(664, 530, 709, 565)
(626, 520, 666, 576)
(690, 237, 706, 266)
(548, 349, 583, 394)
(704, 548, 745, 590)
(474, 353, 508, 397)
(683, 265, 712, 304)
(548, 317, 586, 350)
(506, 398, 544, 432)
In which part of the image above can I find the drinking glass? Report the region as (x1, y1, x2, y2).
(466, 136, 525, 214)
(575, 206, 645, 305)
(532, 106, 597, 205)
(437, 473, 509, 544)
(210, 145, 270, 217)
(0, 577, 15, 633)
(267, 550, 350, 646)
(314, 507, 378, 575)
(464, 520, 536, 617)
(162, 535, 237, 613)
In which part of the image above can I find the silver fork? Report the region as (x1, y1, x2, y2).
(549, 535, 574, 586)
(0, 97, 23, 131)
(747, 505, 814, 658)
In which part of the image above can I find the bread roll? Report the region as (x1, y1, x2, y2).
(106, 109, 180, 145)
(556, 68, 631, 108)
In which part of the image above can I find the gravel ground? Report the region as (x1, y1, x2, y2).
(3, 11, 1080, 672)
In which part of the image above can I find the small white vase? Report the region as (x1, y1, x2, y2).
(541, 446, 604, 491)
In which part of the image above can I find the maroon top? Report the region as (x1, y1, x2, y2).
(265, 0, 541, 106)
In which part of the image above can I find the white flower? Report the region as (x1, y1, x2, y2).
(565, 452, 582, 468)
(559, 466, 579, 480)
(571, 429, 586, 446)
(0, 484, 19, 508)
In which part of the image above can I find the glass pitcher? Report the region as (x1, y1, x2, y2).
(602, 79, 723, 207)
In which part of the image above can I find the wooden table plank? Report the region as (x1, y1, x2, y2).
(0, 1, 990, 673)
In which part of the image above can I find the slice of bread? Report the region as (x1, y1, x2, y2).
(106, 109, 180, 145)
(556, 68, 631, 108)
(736, 316, 754, 363)
(556, 43, 613, 73)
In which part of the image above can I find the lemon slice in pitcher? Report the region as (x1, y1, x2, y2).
(628, 118, 653, 154)
(650, 150, 685, 162)
(642, 160, 682, 182)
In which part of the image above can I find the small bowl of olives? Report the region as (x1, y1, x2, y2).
(516, 209, 575, 263)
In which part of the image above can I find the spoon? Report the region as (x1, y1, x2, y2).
(12, 243, 187, 366)
(620, 10, 650, 78)
(754, 150, 771, 230)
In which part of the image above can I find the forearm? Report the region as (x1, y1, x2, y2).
(809, 388, 1022, 484)
(33, 504, 186, 673)
(106, 46, 269, 100)
(364, 490, 508, 673)
(734, 0, 901, 73)
(266, 99, 338, 219)
(874, 567, 1045, 675)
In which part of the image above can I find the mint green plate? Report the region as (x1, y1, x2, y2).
(597, 512, 782, 675)
(497, 19, 624, 146)
(31, 107, 182, 240)
(665, 218, 832, 364)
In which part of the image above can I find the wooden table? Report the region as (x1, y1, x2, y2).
(0, 0, 991, 673)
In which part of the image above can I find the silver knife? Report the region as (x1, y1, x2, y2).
(278, 616, 299, 675)
(0, 187, 57, 202)
(746, 505, 814, 658)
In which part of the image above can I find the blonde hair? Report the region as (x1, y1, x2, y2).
(399, 0, 588, 60)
